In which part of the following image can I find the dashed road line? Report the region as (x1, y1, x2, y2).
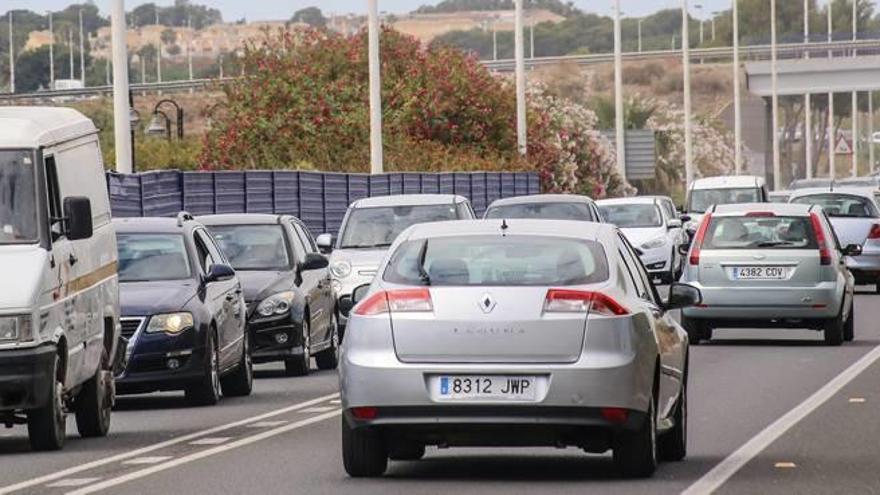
(122, 457, 173, 466)
(682, 344, 880, 495)
(300, 406, 337, 413)
(66, 409, 341, 495)
(188, 437, 232, 446)
(246, 421, 289, 428)
(45, 479, 100, 488)
(0, 392, 338, 495)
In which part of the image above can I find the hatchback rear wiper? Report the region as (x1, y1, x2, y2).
(754, 241, 796, 248)
(417, 239, 431, 286)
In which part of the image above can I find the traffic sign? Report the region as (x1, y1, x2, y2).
(835, 135, 853, 155)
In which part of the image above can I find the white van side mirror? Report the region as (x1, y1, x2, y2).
(64, 197, 93, 241)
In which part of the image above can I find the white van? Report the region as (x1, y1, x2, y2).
(684, 175, 768, 231)
(0, 108, 121, 451)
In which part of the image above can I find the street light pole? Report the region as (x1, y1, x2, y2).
(733, 0, 742, 174)
(828, 0, 835, 179)
(614, 0, 626, 177)
(7, 11, 14, 94)
(155, 11, 162, 83)
(711, 12, 717, 41)
(638, 18, 643, 53)
(851, 0, 858, 177)
(804, 0, 813, 179)
(529, 18, 535, 59)
(48, 11, 54, 89)
(515, 0, 527, 156)
(492, 21, 497, 61)
(695, 4, 704, 45)
(111, 0, 133, 173)
(367, 0, 384, 174)
(79, 9, 86, 86)
(68, 29, 74, 80)
(771, 0, 781, 190)
(683, 0, 694, 186)
(187, 17, 194, 81)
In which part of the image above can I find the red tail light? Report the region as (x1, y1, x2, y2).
(351, 407, 378, 420)
(868, 224, 880, 240)
(689, 213, 713, 266)
(601, 407, 629, 424)
(353, 288, 434, 316)
(543, 289, 629, 316)
(809, 213, 832, 266)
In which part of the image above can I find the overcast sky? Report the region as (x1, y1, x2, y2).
(7, 1, 740, 21)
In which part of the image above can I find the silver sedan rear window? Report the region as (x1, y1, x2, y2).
(383, 236, 609, 287)
(703, 216, 818, 250)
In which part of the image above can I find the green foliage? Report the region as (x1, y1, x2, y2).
(130, 1, 222, 29)
(291, 7, 327, 28)
(14, 45, 92, 92)
(591, 96, 657, 130)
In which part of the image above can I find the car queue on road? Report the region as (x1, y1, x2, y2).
(2, 108, 879, 486)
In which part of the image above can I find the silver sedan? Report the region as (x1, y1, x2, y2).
(338, 219, 701, 478)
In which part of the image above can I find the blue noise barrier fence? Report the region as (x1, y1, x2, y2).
(107, 170, 541, 236)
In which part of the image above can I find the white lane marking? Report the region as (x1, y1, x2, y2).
(683, 344, 880, 495)
(301, 406, 337, 413)
(774, 462, 797, 469)
(849, 397, 866, 403)
(246, 421, 288, 428)
(0, 392, 338, 495)
(188, 437, 232, 446)
(45, 479, 101, 488)
(67, 410, 341, 495)
(329, 399, 341, 404)
(122, 457, 173, 466)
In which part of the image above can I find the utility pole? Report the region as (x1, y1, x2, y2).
(870, 92, 875, 174)
(771, 0, 781, 190)
(367, 0, 384, 173)
(515, 0, 527, 156)
(733, 0, 742, 174)
(804, 0, 813, 179)
(49, 11, 54, 89)
(492, 21, 497, 61)
(105, 58, 111, 85)
(711, 12, 717, 41)
(155, 11, 162, 83)
(68, 29, 74, 80)
(695, 4, 704, 45)
(852, 0, 858, 177)
(529, 19, 535, 59)
(7, 11, 14, 94)
(614, 0, 626, 177)
(683, 0, 694, 186)
(187, 17, 194, 81)
(79, 9, 86, 86)
(638, 18, 643, 53)
(828, 0, 835, 179)
(111, 0, 133, 174)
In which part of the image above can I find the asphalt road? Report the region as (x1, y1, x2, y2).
(3, 292, 880, 495)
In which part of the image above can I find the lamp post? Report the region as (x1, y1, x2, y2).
(129, 90, 139, 173)
(111, 0, 133, 173)
(48, 11, 54, 89)
(638, 18, 643, 53)
(79, 9, 85, 87)
(804, 0, 813, 179)
(368, 0, 384, 174)
(148, 99, 184, 140)
(515, 0, 527, 156)
(828, 0, 835, 180)
(695, 4, 704, 45)
(711, 11, 719, 41)
(146, 110, 172, 141)
(8, 11, 14, 94)
(771, 0, 781, 190)
(683, 0, 694, 186)
(851, 0, 858, 177)
(733, 0, 742, 174)
(614, 0, 626, 177)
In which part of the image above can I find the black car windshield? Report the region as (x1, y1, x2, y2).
(339, 204, 458, 249)
(209, 225, 291, 271)
(384, 235, 609, 286)
(484, 202, 595, 221)
(117, 234, 192, 281)
(599, 204, 663, 228)
(688, 188, 760, 213)
(791, 194, 879, 218)
(702, 216, 818, 250)
(0, 150, 38, 244)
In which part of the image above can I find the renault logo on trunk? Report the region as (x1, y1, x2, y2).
(479, 293, 497, 313)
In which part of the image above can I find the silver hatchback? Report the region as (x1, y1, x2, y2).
(680, 203, 857, 345)
(339, 220, 701, 478)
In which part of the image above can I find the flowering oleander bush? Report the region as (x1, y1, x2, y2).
(200, 27, 631, 197)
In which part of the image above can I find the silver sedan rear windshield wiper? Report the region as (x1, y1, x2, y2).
(753, 241, 796, 248)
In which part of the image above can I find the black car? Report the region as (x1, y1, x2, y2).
(113, 214, 253, 406)
(199, 214, 336, 376)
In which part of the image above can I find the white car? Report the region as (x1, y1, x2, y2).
(598, 197, 688, 284)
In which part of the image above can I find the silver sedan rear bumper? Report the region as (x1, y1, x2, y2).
(681, 282, 842, 320)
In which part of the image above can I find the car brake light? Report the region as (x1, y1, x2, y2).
(543, 289, 629, 316)
(868, 224, 880, 240)
(809, 213, 832, 266)
(353, 289, 434, 316)
(601, 407, 629, 424)
(745, 211, 776, 217)
(689, 213, 713, 266)
(350, 407, 378, 420)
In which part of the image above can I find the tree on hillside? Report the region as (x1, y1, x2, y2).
(291, 7, 327, 28)
(130, 1, 222, 29)
(416, 0, 579, 17)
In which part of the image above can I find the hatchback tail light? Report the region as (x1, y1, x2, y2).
(543, 289, 629, 316)
(868, 224, 880, 240)
(353, 288, 434, 316)
(689, 213, 713, 266)
(809, 213, 832, 266)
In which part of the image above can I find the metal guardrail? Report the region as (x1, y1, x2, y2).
(1, 39, 878, 101)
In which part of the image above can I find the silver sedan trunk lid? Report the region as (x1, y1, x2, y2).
(391, 287, 587, 364)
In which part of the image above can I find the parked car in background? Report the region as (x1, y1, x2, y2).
(790, 188, 880, 292)
(201, 214, 336, 376)
(317, 195, 475, 335)
(483, 194, 603, 222)
(597, 197, 688, 284)
(790, 178, 833, 190)
(680, 203, 856, 345)
(684, 175, 768, 236)
(114, 214, 252, 405)
(0, 108, 122, 451)
(768, 190, 793, 203)
(339, 219, 700, 478)
(835, 176, 880, 189)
